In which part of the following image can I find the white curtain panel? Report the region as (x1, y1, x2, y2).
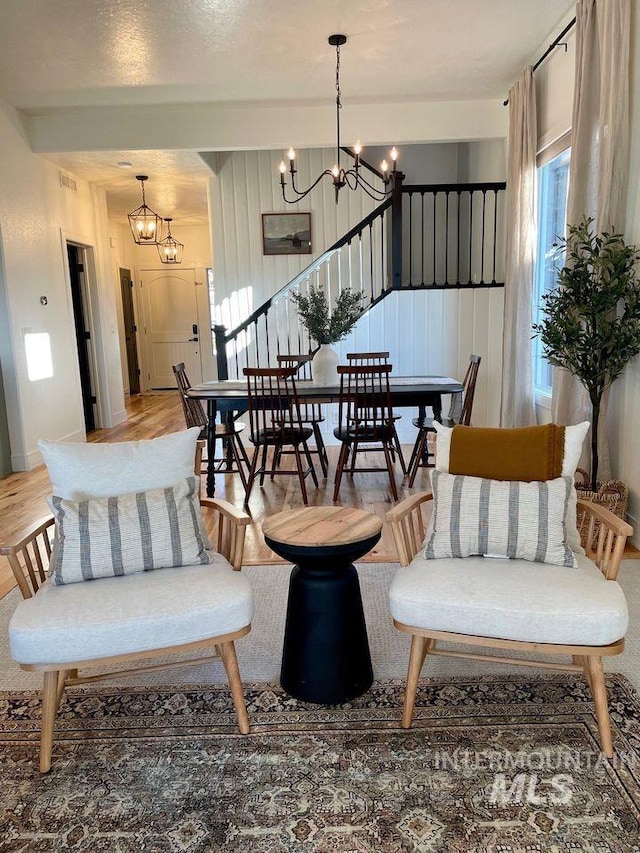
(552, 0, 631, 481)
(500, 68, 537, 427)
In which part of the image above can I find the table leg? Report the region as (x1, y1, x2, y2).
(206, 400, 218, 497)
(280, 558, 373, 704)
(432, 392, 443, 423)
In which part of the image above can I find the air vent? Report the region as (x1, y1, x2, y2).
(59, 171, 77, 192)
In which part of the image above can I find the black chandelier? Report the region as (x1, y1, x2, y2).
(157, 218, 184, 264)
(127, 175, 162, 244)
(278, 34, 399, 204)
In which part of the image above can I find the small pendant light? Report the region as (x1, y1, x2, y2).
(157, 218, 184, 264)
(128, 175, 162, 244)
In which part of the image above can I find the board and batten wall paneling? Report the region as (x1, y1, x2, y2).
(209, 144, 504, 430)
(210, 148, 380, 333)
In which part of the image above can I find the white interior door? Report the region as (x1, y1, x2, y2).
(139, 268, 204, 389)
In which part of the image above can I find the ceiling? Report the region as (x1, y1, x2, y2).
(0, 0, 575, 226)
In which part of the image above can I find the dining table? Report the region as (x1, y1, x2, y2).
(187, 375, 464, 496)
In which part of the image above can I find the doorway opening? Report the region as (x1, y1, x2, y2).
(66, 243, 97, 433)
(119, 267, 140, 394)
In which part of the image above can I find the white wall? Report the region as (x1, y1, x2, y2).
(0, 99, 125, 471)
(535, 26, 576, 152)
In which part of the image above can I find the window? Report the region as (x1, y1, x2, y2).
(533, 147, 570, 396)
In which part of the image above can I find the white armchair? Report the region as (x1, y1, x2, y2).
(1, 432, 253, 773)
(386, 423, 633, 758)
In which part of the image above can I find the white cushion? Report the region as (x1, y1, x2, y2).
(389, 552, 628, 646)
(433, 421, 590, 554)
(9, 553, 253, 665)
(426, 471, 577, 567)
(38, 426, 212, 547)
(38, 427, 201, 500)
(47, 477, 210, 585)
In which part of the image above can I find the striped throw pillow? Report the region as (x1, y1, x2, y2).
(47, 476, 210, 585)
(425, 471, 577, 567)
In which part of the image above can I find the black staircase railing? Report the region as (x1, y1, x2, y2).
(402, 182, 505, 288)
(214, 179, 506, 380)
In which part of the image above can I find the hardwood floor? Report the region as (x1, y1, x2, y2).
(0, 393, 434, 598)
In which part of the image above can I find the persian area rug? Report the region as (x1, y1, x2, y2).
(1, 675, 640, 853)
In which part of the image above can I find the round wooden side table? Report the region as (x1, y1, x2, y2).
(262, 506, 382, 704)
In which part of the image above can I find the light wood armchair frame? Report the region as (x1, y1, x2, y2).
(0, 444, 252, 772)
(386, 492, 633, 757)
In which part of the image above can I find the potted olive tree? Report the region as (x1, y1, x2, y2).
(290, 284, 364, 384)
(534, 218, 640, 490)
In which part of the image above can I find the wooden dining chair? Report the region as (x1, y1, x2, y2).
(346, 352, 407, 475)
(276, 353, 329, 477)
(243, 366, 319, 505)
(406, 354, 481, 486)
(333, 363, 399, 501)
(172, 362, 250, 488)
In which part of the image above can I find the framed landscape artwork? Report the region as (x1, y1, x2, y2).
(262, 212, 312, 255)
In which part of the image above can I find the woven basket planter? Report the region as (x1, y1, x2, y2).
(575, 468, 629, 548)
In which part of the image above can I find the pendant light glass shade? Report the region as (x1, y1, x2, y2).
(128, 175, 162, 244)
(157, 218, 184, 264)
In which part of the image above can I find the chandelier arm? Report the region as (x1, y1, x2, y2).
(281, 169, 335, 204)
(341, 169, 391, 201)
(350, 168, 392, 195)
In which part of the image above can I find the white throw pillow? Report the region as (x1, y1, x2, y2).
(432, 421, 589, 554)
(39, 427, 202, 500)
(48, 477, 210, 585)
(425, 471, 577, 567)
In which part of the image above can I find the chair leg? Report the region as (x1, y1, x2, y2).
(230, 435, 248, 490)
(349, 441, 359, 476)
(402, 635, 432, 729)
(259, 443, 269, 485)
(301, 441, 319, 487)
(333, 442, 349, 501)
(406, 432, 420, 476)
(236, 432, 251, 468)
(218, 641, 250, 734)
(312, 422, 328, 478)
(272, 446, 282, 478)
(585, 656, 614, 758)
(383, 442, 398, 500)
(244, 446, 260, 505)
(408, 430, 427, 487)
(393, 428, 407, 474)
(40, 670, 60, 773)
(293, 445, 309, 505)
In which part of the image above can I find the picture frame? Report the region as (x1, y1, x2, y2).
(262, 212, 312, 256)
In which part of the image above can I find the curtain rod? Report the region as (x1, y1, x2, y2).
(503, 16, 576, 106)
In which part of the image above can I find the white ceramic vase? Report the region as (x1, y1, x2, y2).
(312, 344, 339, 386)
